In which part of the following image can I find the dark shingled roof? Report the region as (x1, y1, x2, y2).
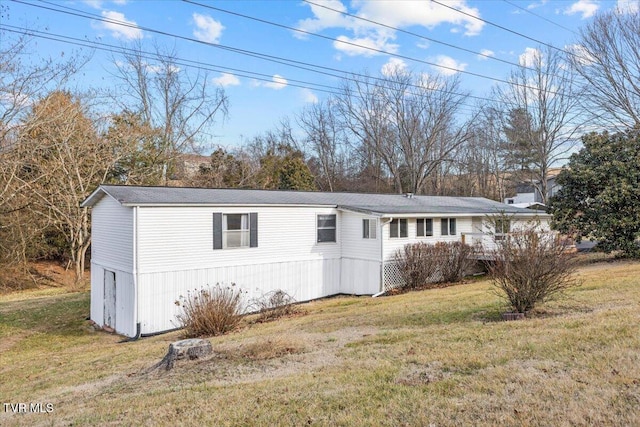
(82, 185, 547, 216)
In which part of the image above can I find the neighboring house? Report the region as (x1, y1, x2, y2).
(504, 170, 562, 209)
(82, 185, 549, 337)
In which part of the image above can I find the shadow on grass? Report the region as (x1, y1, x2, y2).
(0, 292, 90, 337)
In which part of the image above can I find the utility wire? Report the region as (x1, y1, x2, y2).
(9, 0, 498, 104)
(184, 0, 556, 91)
(303, 0, 540, 72)
(0, 25, 484, 116)
(9, 0, 573, 109)
(502, 0, 578, 35)
(430, 0, 578, 58)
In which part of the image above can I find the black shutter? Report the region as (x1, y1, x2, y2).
(213, 212, 223, 250)
(250, 212, 258, 248)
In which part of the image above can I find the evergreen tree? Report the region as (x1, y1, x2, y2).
(549, 129, 640, 257)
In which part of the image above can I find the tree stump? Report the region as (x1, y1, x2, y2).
(148, 338, 213, 372)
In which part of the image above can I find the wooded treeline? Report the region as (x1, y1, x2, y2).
(1, 8, 639, 283)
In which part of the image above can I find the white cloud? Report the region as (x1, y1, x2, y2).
(85, 0, 127, 7)
(253, 75, 288, 90)
(617, 0, 640, 13)
(296, 0, 352, 37)
(519, 47, 542, 67)
(94, 10, 143, 40)
(527, 0, 549, 10)
(431, 55, 467, 76)
(381, 58, 408, 76)
(213, 73, 240, 87)
(192, 13, 224, 43)
(84, 0, 102, 9)
(564, 0, 599, 19)
(297, 1, 484, 57)
(477, 49, 495, 60)
(333, 32, 399, 57)
(301, 89, 319, 104)
(566, 44, 596, 66)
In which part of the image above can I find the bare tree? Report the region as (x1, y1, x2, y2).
(456, 106, 509, 200)
(1, 28, 85, 206)
(335, 67, 470, 194)
(14, 91, 122, 282)
(111, 43, 229, 185)
(495, 46, 582, 204)
(1, 29, 87, 274)
(297, 99, 347, 192)
(570, 8, 640, 130)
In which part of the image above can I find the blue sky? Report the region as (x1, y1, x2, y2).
(3, 0, 639, 149)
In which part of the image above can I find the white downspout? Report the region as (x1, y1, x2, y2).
(132, 206, 140, 339)
(374, 217, 393, 296)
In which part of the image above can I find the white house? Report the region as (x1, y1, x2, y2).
(82, 185, 549, 337)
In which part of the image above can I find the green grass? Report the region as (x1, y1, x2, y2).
(1, 260, 639, 426)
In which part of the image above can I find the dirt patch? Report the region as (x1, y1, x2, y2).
(396, 361, 451, 386)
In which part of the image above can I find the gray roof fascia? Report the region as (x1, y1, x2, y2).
(119, 202, 337, 209)
(81, 186, 110, 208)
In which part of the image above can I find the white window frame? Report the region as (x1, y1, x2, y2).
(494, 218, 511, 241)
(389, 218, 408, 238)
(317, 214, 337, 243)
(362, 218, 377, 239)
(441, 218, 457, 236)
(416, 218, 433, 237)
(223, 213, 250, 248)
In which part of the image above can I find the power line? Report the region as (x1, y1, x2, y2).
(184, 0, 556, 91)
(8, 0, 575, 112)
(9, 0, 499, 105)
(302, 0, 539, 72)
(0, 25, 483, 117)
(502, 0, 578, 36)
(0, 25, 341, 96)
(430, 0, 577, 58)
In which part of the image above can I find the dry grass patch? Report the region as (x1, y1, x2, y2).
(1, 259, 639, 426)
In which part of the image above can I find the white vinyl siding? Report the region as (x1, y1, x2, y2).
(90, 195, 133, 272)
(137, 206, 340, 273)
(340, 211, 382, 295)
(137, 259, 341, 334)
(383, 217, 474, 261)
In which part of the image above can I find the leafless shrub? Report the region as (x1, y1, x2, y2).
(394, 242, 475, 290)
(437, 242, 476, 283)
(249, 289, 300, 322)
(175, 284, 244, 338)
(488, 228, 578, 313)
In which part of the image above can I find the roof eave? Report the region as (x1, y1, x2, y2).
(81, 185, 109, 208)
